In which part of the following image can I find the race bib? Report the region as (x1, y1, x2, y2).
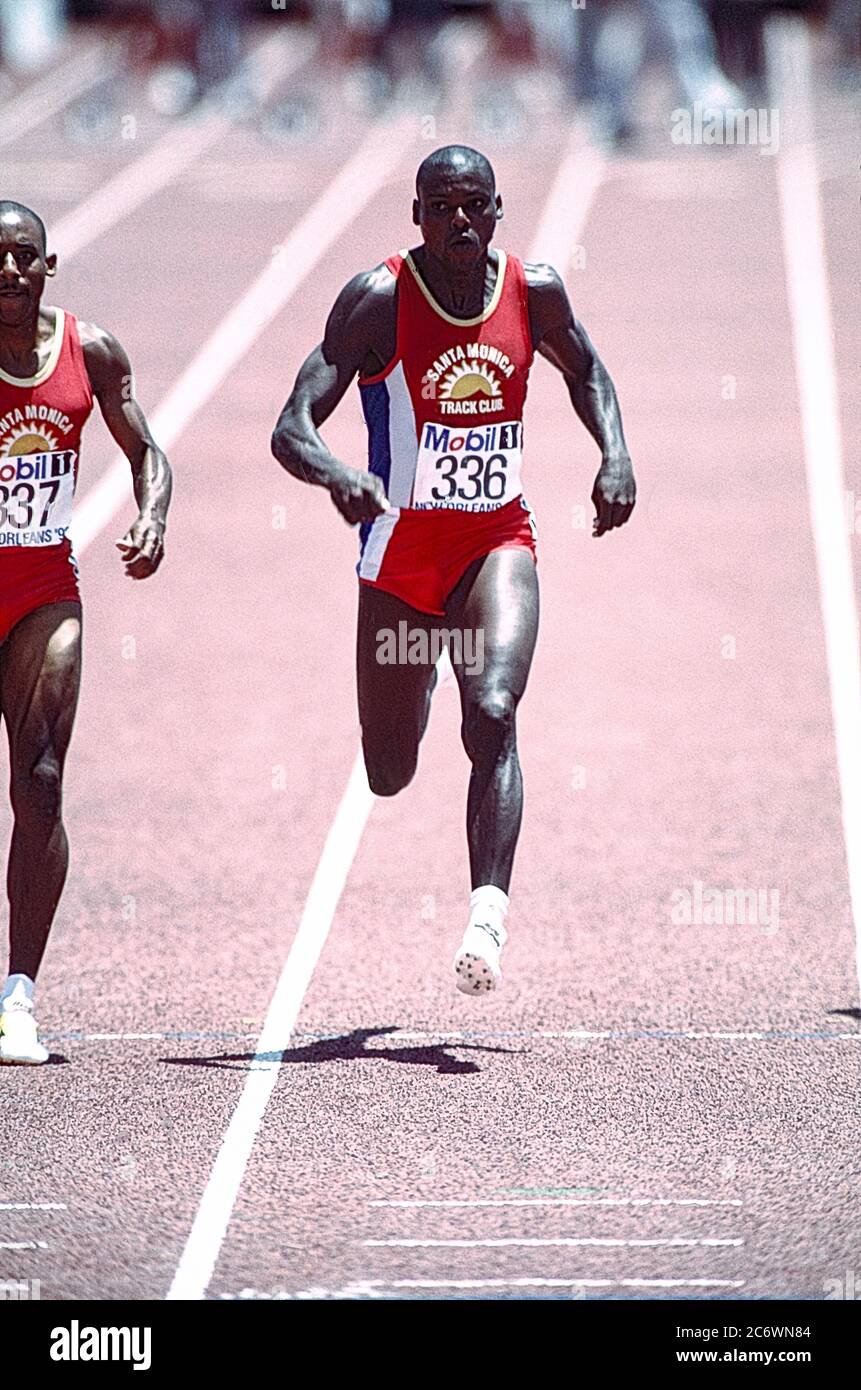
(0, 449, 76, 548)
(412, 420, 523, 512)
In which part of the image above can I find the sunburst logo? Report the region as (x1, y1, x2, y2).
(0, 424, 60, 457)
(439, 360, 502, 401)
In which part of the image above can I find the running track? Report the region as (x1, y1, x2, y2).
(0, 15, 858, 1301)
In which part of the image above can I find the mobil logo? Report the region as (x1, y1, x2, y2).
(422, 422, 521, 454)
(0, 450, 76, 484)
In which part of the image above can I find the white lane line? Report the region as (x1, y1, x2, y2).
(528, 131, 606, 269)
(363, 1237, 742, 1249)
(215, 1276, 748, 1297)
(359, 1277, 745, 1290)
(766, 16, 861, 1004)
(0, 41, 118, 150)
(71, 109, 413, 558)
(38, 1026, 861, 1044)
(166, 121, 605, 1304)
(166, 753, 376, 1300)
(0, 1203, 67, 1211)
(0, 1240, 48, 1251)
(375, 1029, 861, 1042)
(370, 1198, 743, 1208)
(51, 31, 311, 264)
(243, 1277, 748, 1296)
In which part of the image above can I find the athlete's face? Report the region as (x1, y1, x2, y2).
(413, 171, 502, 266)
(0, 213, 55, 329)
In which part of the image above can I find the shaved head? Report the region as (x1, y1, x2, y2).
(0, 200, 47, 252)
(416, 145, 496, 196)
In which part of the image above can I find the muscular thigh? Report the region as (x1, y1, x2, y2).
(0, 601, 82, 769)
(446, 548, 539, 705)
(357, 583, 437, 746)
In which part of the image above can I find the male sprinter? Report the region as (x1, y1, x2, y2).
(0, 201, 171, 1061)
(271, 146, 634, 995)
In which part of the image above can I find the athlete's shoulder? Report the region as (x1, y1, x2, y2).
(76, 320, 126, 357)
(521, 262, 573, 343)
(333, 261, 397, 317)
(76, 321, 131, 390)
(521, 261, 567, 299)
(324, 262, 398, 356)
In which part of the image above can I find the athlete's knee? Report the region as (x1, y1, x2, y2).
(10, 753, 64, 831)
(462, 684, 517, 764)
(362, 739, 418, 798)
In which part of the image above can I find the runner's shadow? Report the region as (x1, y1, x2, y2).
(160, 1026, 520, 1076)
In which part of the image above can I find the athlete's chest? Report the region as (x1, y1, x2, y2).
(398, 257, 533, 421)
(0, 314, 92, 458)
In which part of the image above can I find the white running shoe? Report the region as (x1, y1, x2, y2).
(0, 981, 49, 1065)
(454, 920, 506, 996)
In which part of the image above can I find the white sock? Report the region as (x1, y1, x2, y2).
(1, 973, 36, 1009)
(468, 885, 509, 943)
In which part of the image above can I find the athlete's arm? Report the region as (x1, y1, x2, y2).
(271, 266, 396, 526)
(526, 263, 636, 536)
(80, 323, 172, 578)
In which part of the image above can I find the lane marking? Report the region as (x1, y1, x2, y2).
(0, 41, 118, 150)
(51, 31, 311, 264)
(765, 16, 861, 1004)
(528, 132, 606, 268)
(166, 120, 606, 1303)
(0, 1203, 67, 1211)
(216, 1277, 747, 1296)
(376, 1028, 861, 1043)
(358, 1277, 745, 1289)
(363, 1237, 743, 1248)
(71, 109, 413, 557)
(370, 1198, 743, 1209)
(37, 1026, 860, 1045)
(166, 754, 377, 1300)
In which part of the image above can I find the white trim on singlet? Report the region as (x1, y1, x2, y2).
(402, 249, 508, 327)
(0, 306, 65, 387)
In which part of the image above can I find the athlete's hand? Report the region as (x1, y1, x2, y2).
(328, 466, 390, 527)
(115, 514, 165, 578)
(592, 455, 636, 537)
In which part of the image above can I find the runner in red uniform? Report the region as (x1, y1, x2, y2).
(0, 202, 172, 1062)
(271, 146, 635, 994)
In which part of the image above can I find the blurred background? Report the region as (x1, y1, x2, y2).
(0, 0, 857, 150)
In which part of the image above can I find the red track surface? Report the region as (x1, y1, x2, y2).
(0, 18, 858, 1301)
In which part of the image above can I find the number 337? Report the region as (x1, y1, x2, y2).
(0, 480, 60, 528)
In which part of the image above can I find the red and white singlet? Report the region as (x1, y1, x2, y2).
(0, 307, 92, 642)
(357, 249, 537, 616)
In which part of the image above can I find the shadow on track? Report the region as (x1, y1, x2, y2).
(159, 1026, 522, 1076)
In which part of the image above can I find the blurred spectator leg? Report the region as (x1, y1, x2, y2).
(0, 0, 65, 73)
(196, 0, 243, 94)
(829, 0, 861, 77)
(571, 0, 643, 145)
(641, 0, 746, 107)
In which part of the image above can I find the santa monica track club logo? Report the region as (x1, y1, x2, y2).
(423, 342, 516, 414)
(439, 359, 502, 402)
